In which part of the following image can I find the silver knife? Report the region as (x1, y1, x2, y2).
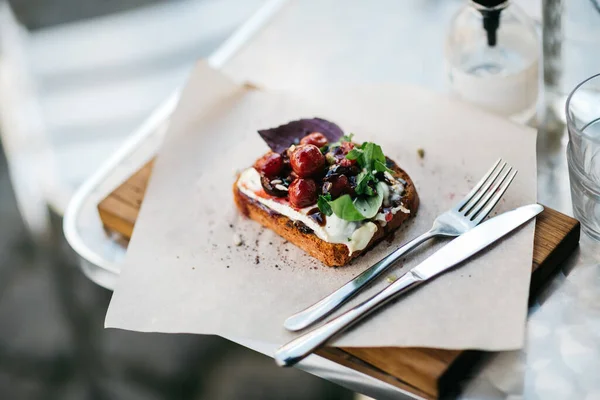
(274, 203, 543, 367)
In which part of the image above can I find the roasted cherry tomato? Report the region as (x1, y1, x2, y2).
(288, 178, 317, 208)
(338, 158, 356, 167)
(254, 152, 283, 178)
(322, 174, 351, 199)
(290, 144, 325, 177)
(300, 132, 328, 148)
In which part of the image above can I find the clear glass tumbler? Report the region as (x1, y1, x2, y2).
(566, 74, 600, 240)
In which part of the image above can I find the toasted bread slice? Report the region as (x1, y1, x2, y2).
(233, 158, 419, 267)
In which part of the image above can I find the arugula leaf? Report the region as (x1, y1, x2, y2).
(372, 144, 386, 164)
(317, 194, 333, 216)
(328, 182, 385, 221)
(329, 195, 366, 221)
(362, 142, 376, 169)
(355, 170, 375, 196)
(353, 182, 385, 218)
(345, 148, 362, 161)
(361, 142, 387, 170)
(374, 159, 393, 173)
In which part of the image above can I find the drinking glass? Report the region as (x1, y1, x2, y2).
(566, 74, 600, 239)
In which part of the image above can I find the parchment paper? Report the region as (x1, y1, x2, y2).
(105, 62, 537, 351)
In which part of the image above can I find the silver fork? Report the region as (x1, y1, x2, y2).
(284, 158, 517, 331)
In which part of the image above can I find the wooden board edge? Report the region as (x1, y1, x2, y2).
(316, 347, 435, 399)
(98, 206, 135, 239)
(530, 218, 580, 298)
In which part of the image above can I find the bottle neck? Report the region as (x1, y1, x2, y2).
(469, 0, 509, 11)
(470, 1, 510, 47)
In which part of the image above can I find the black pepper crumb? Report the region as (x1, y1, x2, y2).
(229, 223, 234, 228)
(255, 256, 260, 264)
(227, 245, 231, 250)
(227, 266, 230, 268)
(275, 264, 279, 268)
(269, 242, 273, 245)
(284, 249, 289, 252)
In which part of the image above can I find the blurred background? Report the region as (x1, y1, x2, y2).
(0, 0, 354, 398)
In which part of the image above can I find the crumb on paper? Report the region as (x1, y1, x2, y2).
(417, 148, 425, 159)
(233, 233, 244, 246)
(386, 275, 398, 283)
(255, 255, 260, 265)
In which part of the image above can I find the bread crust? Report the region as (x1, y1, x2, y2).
(233, 159, 419, 267)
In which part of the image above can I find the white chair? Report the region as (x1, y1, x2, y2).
(0, 0, 265, 234)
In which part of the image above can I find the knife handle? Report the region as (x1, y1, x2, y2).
(283, 230, 436, 332)
(275, 271, 423, 367)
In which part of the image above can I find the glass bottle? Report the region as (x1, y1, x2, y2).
(445, 0, 540, 125)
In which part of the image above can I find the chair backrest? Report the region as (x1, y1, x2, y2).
(0, 2, 53, 236)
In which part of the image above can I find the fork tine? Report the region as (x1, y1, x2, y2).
(460, 161, 507, 215)
(455, 158, 503, 211)
(466, 165, 512, 217)
(472, 169, 518, 224)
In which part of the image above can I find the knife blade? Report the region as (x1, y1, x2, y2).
(275, 204, 543, 367)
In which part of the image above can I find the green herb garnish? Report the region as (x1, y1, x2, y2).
(345, 142, 393, 196)
(319, 139, 393, 222)
(346, 142, 393, 174)
(317, 194, 333, 216)
(355, 170, 375, 196)
(325, 182, 385, 221)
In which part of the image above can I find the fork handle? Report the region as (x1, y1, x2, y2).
(283, 230, 437, 332)
(275, 271, 423, 367)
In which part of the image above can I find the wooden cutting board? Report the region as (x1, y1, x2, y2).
(98, 160, 580, 399)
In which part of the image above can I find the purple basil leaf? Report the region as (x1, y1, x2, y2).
(258, 118, 344, 153)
